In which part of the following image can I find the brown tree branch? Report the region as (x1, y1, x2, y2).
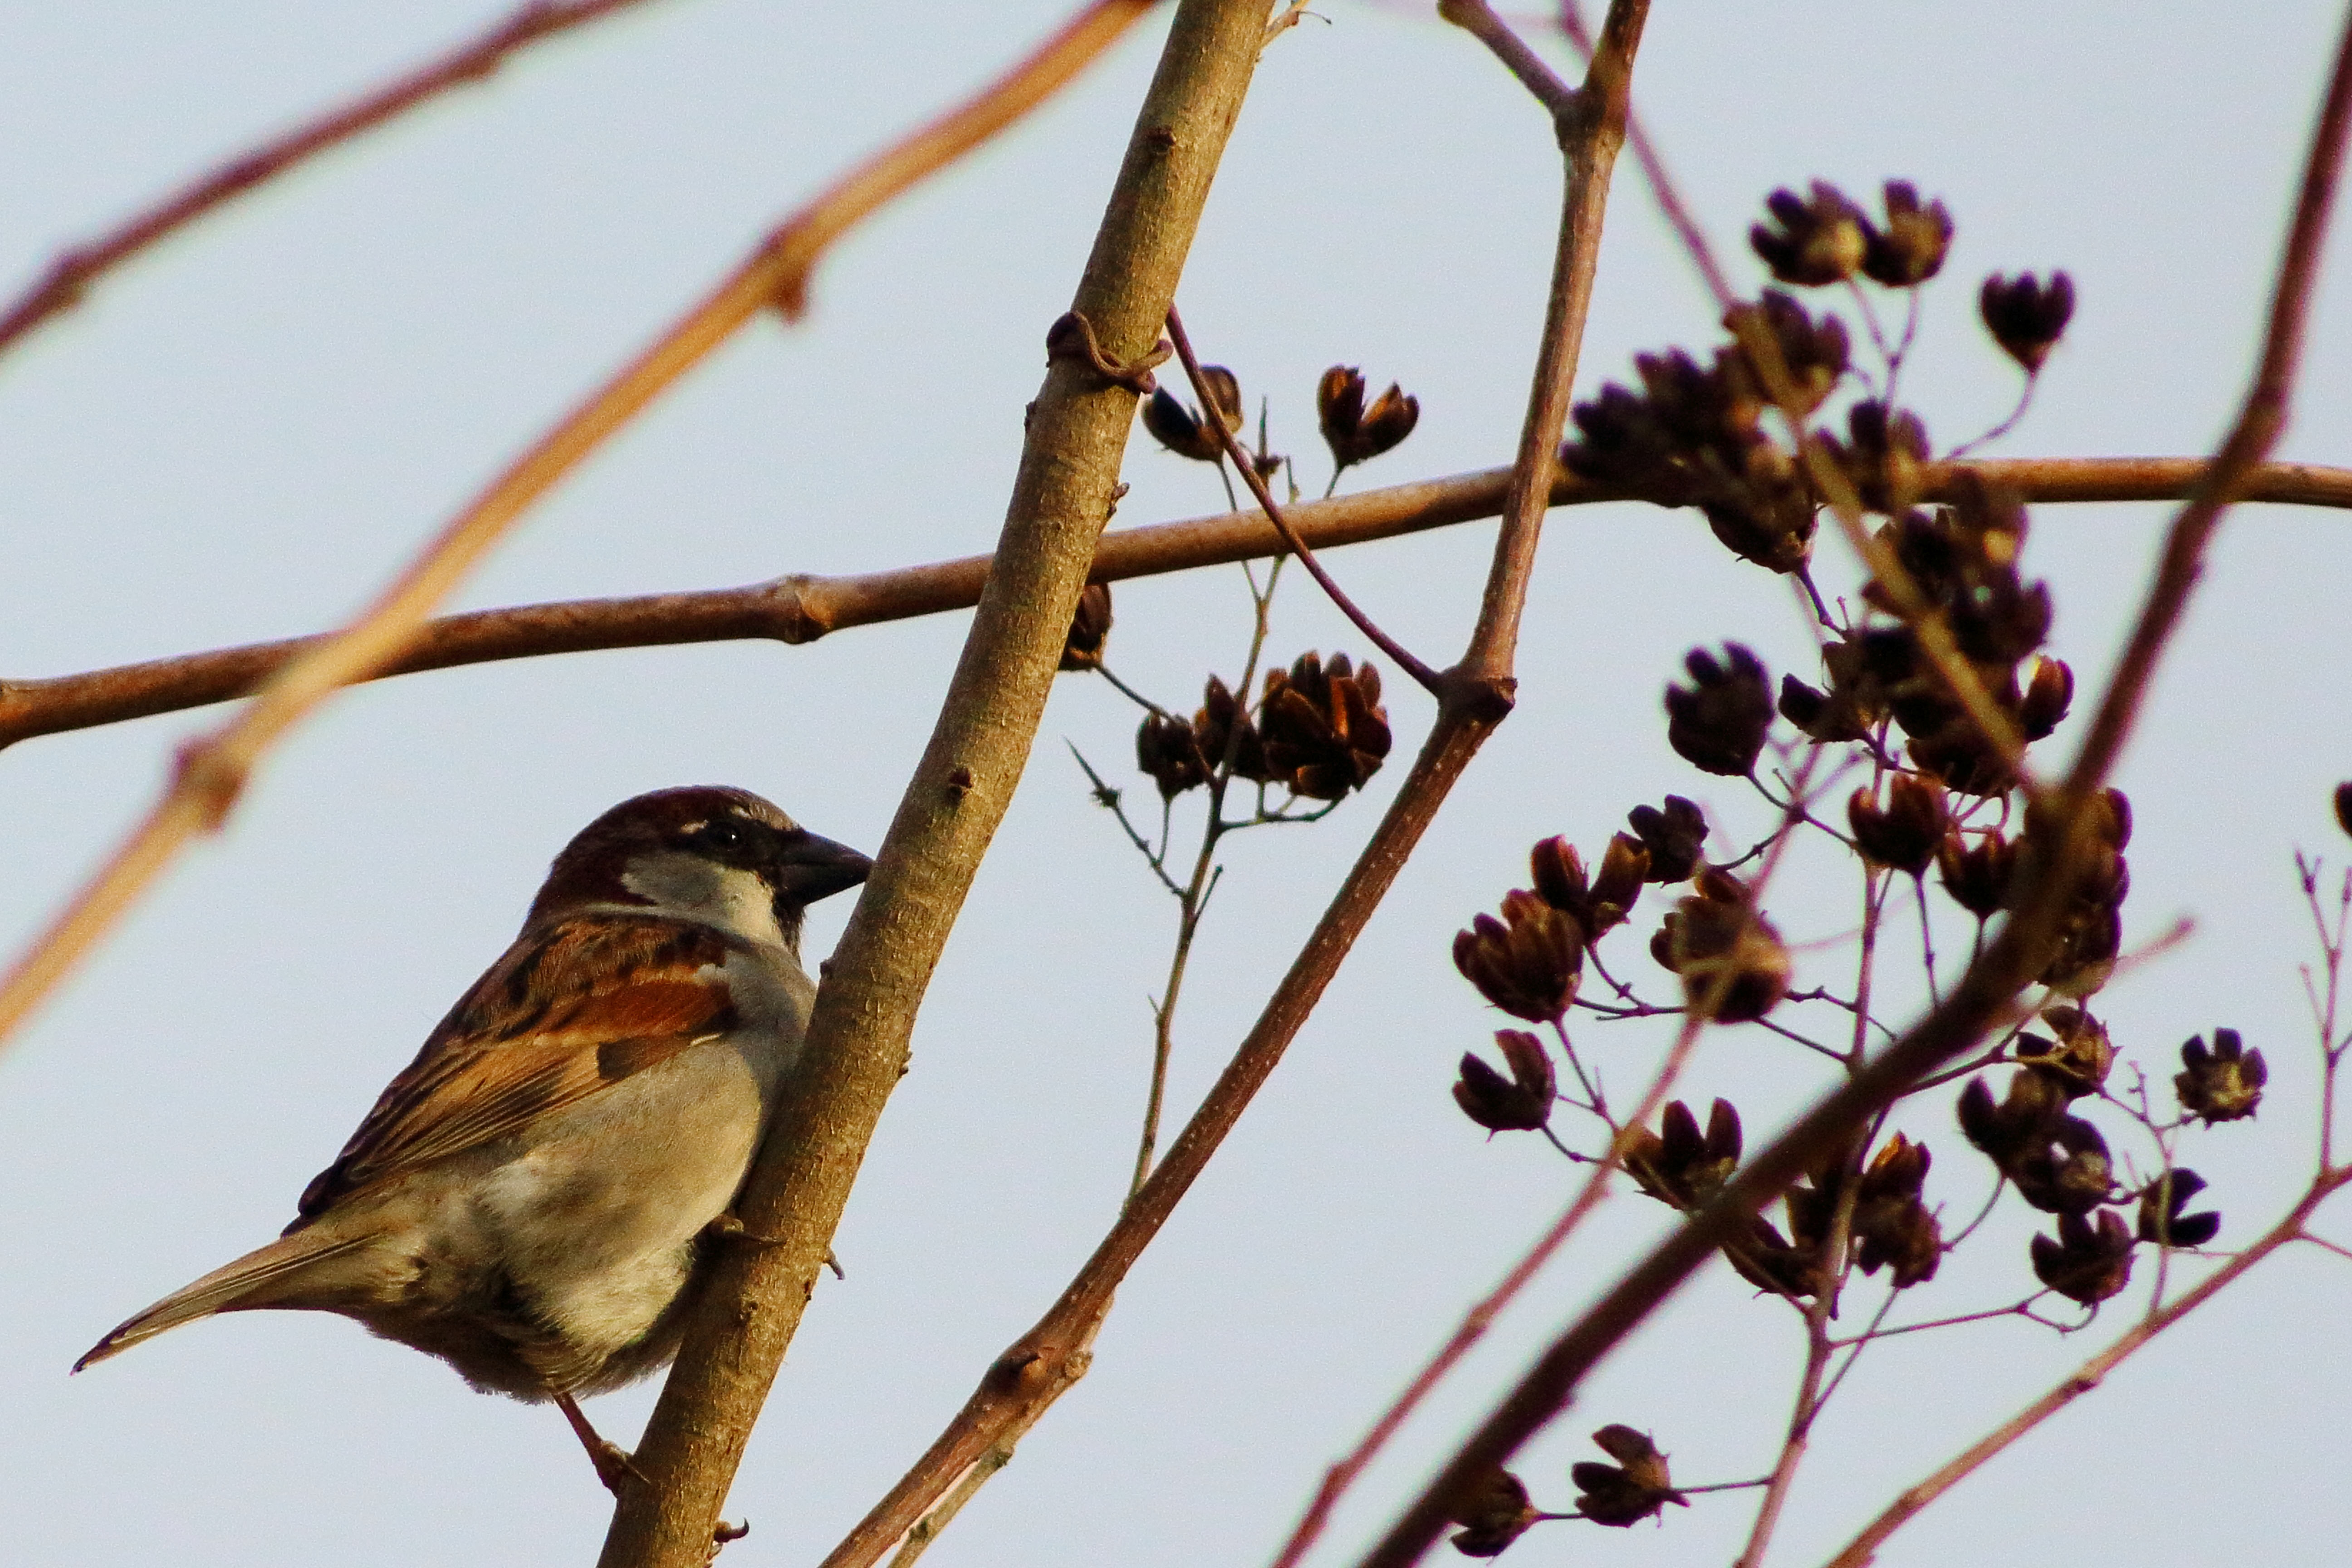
(0, 0, 1160, 1062)
(591, 3, 1262, 1563)
(10, 454, 2337, 753)
(0, 0, 667, 360)
(1350, 6, 2352, 1562)
(812, 6, 1650, 1564)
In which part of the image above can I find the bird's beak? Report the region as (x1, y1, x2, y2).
(769, 828, 872, 905)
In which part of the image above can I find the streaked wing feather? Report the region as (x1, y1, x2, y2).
(293, 917, 737, 1221)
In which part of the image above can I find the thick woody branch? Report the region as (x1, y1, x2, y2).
(1351, 9, 2352, 1563)
(594, 4, 1265, 1564)
(816, 7, 1648, 1564)
(10, 455, 2338, 751)
(0, 0, 1159, 1058)
(0, 0, 665, 360)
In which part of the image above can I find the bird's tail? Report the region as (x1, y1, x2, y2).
(74, 1229, 371, 1372)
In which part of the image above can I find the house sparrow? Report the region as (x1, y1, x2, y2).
(75, 785, 870, 1490)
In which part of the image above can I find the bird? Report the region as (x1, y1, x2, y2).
(75, 785, 871, 1490)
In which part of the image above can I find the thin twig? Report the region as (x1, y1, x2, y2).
(0, 0, 666, 360)
(1163, 305, 1443, 693)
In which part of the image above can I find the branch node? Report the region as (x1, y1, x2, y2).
(1045, 309, 1171, 393)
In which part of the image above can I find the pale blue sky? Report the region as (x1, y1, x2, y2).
(5, 4, 2352, 1565)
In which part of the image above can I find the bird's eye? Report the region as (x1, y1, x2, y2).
(697, 819, 747, 852)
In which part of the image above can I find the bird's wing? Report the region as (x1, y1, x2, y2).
(291, 915, 739, 1223)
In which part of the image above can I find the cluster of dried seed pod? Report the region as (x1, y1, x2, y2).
(1132, 652, 1392, 804)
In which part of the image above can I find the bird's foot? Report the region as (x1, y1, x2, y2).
(705, 1214, 844, 1279)
(556, 1391, 644, 1494)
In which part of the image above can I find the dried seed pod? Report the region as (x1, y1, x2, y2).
(2014, 1006, 2114, 1098)
(1658, 867, 1791, 1024)
(1827, 400, 1931, 514)
(1140, 364, 1244, 462)
(2335, 781, 2352, 838)
(2138, 1168, 2223, 1249)
(1455, 891, 1585, 1023)
(1571, 1426, 1688, 1527)
(1735, 289, 1851, 416)
(1980, 270, 2076, 373)
(1318, 365, 1420, 470)
(1623, 1098, 1741, 1208)
(1666, 644, 1775, 777)
(1750, 181, 1870, 287)
(2030, 1208, 2135, 1306)
(1191, 675, 1272, 783)
(2010, 1113, 2115, 1216)
(1848, 774, 1949, 875)
(1259, 652, 1392, 799)
(1135, 710, 1208, 799)
(2176, 1029, 2267, 1123)
(1454, 1029, 1557, 1133)
(1937, 828, 2016, 919)
(1627, 796, 1708, 883)
(1956, 1066, 2066, 1170)
(1058, 583, 1112, 671)
(1444, 1465, 1539, 1558)
(1852, 1133, 1943, 1287)
(1531, 834, 1648, 938)
(1862, 180, 1953, 287)
(2019, 655, 2074, 741)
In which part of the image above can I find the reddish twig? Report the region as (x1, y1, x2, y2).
(1348, 8, 2352, 1562)
(1162, 304, 1443, 693)
(0, 0, 665, 360)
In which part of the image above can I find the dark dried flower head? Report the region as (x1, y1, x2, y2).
(1572, 1426, 1689, 1528)
(1956, 1066, 2066, 1170)
(2176, 1029, 2267, 1123)
(1318, 365, 1421, 470)
(2020, 656, 2075, 741)
(2014, 1005, 2114, 1098)
(1455, 890, 1585, 1023)
(1828, 400, 1931, 514)
(2138, 1168, 2223, 1250)
(1863, 180, 1954, 287)
(1531, 834, 1648, 938)
(1656, 867, 1791, 1024)
(1059, 583, 1112, 671)
(1445, 1465, 1538, 1558)
(2031, 1208, 2135, 1306)
(1853, 1132, 1942, 1288)
(2010, 1112, 2115, 1216)
(1455, 1029, 1557, 1134)
(1751, 182, 1870, 286)
(1192, 674, 1272, 783)
(1627, 796, 1708, 884)
(1779, 637, 1886, 743)
(1936, 828, 2015, 920)
(1736, 289, 1851, 416)
(2336, 781, 2352, 839)
(1848, 774, 1949, 875)
(1980, 271, 2076, 373)
(1666, 644, 1775, 777)
(1259, 652, 1391, 799)
(1136, 710, 1208, 799)
(1624, 1098, 1742, 1209)
(1140, 363, 1244, 462)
